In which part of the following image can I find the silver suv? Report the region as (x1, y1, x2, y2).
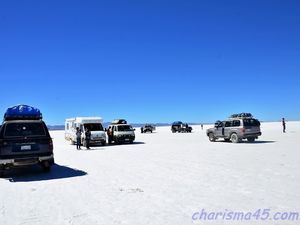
(206, 115, 262, 143)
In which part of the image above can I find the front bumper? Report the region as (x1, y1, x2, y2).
(116, 135, 135, 143)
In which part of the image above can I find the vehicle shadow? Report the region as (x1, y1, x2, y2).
(4, 164, 87, 182)
(241, 140, 276, 144)
(77, 142, 146, 151)
(217, 140, 276, 144)
(104, 141, 145, 146)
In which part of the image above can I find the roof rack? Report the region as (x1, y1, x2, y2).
(229, 113, 253, 119)
(4, 105, 42, 121)
(111, 119, 127, 124)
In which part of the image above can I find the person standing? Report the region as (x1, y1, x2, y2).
(282, 118, 286, 133)
(76, 127, 82, 150)
(201, 124, 203, 130)
(107, 127, 112, 144)
(85, 127, 91, 149)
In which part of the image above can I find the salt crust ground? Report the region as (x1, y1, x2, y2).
(0, 122, 299, 225)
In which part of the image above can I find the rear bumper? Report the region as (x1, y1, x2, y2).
(242, 132, 262, 138)
(0, 154, 54, 167)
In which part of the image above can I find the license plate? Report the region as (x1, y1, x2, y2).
(125, 138, 130, 141)
(21, 145, 31, 150)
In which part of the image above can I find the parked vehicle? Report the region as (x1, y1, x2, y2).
(107, 119, 135, 144)
(0, 105, 54, 176)
(206, 113, 262, 143)
(171, 121, 192, 133)
(141, 124, 156, 133)
(65, 117, 106, 146)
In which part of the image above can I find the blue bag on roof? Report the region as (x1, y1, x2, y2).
(4, 105, 42, 120)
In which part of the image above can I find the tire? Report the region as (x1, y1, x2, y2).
(102, 141, 106, 146)
(0, 165, 5, 177)
(41, 161, 51, 173)
(247, 137, 255, 143)
(230, 133, 240, 143)
(71, 140, 75, 145)
(208, 133, 216, 142)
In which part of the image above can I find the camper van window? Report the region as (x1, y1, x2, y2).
(84, 123, 104, 131)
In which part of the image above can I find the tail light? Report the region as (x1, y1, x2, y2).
(49, 139, 53, 152)
(240, 128, 245, 133)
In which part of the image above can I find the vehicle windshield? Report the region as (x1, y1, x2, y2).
(4, 122, 46, 137)
(243, 119, 260, 127)
(84, 123, 104, 131)
(117, 125, 133, 131)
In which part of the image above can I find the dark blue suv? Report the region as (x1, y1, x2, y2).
(0, 105, 54, 176)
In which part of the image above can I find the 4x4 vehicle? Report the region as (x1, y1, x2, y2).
(107, 119, 135, 144)
(171, 121, 192, 133)
(141, 124, 155, 133)
(0, 105, 54, 176)
(206, 113, 262, 143)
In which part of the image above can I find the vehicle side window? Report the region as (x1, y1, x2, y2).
(232, 120, 241, 127)
(216, 122, 223, 127)
(114, 126, 117, 131)
(225, 121, 232, 127)
(243, 119, 260, 126)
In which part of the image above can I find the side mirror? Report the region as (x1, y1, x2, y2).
(104, 128, 107, 132)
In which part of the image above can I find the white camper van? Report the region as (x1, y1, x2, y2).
(65, 117, 106, 146)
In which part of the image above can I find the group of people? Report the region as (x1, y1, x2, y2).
(76, 127, 91, 150)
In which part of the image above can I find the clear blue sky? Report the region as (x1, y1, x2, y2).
(0, 0, 299, 125)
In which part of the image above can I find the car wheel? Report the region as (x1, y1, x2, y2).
(230, 133, 240, 143)
(41, 161, 51, 173)
(71, 140, 75, 145)
(208, 133, 216, 142)
(102, 141, 106, 146)
(247, 137, 255, 143)
(0, 165, 5, 177)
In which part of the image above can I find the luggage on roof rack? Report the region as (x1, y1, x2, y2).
(229, 113, 253, 118)
(111, 119, 127, 124)
(4, 105, 42, 121)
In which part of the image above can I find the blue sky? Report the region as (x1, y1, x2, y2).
(0, 0, 299, 124)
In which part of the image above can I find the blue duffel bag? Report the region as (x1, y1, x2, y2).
(4, 105, 42, 120)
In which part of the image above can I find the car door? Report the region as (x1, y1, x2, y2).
(214, 121, 225, 138)
(224, 121, 233, 138)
